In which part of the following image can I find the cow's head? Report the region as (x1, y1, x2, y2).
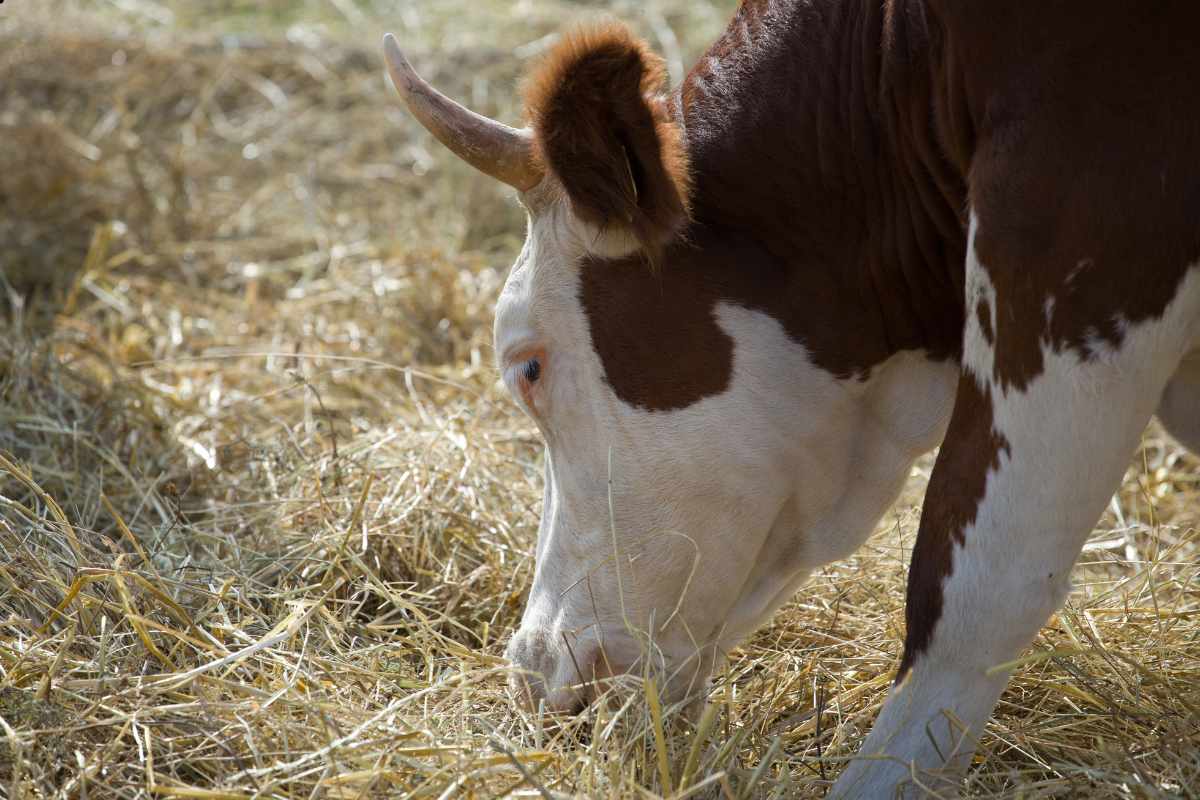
(384, 25, 953, 712)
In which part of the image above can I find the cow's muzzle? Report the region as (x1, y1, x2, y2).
(504, 626, 630, 714)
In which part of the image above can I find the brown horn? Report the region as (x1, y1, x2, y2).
(383, 34, 542, 191)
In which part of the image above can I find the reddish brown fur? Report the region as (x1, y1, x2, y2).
(523, 23, 691, 256)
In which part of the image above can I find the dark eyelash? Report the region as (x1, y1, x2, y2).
(522, 358, 541, 383)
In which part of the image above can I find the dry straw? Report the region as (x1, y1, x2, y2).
(1, 1, 1197, 797)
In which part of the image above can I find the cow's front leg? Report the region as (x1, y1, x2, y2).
(832, 374, 1160, 797)
(830, 221, 1196, 798)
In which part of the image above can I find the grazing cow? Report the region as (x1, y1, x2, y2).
(383, 1, 1200, 795)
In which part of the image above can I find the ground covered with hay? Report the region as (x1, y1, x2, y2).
(2, 1, 1198, 797)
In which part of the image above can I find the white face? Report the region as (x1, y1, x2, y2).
(499, 185, 960, 712)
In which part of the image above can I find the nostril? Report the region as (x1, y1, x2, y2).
(505, 631, 552, 711)
(553, 638, 625, 712)
(561, 693, 588, 716)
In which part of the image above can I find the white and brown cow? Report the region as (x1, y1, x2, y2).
(383, 1, 1200, 795)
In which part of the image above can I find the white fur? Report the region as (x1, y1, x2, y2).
(500, 193, 958, 708)
(831, 215, 1200, 798)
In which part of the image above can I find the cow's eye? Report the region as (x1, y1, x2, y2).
(522, 358, 541, 384)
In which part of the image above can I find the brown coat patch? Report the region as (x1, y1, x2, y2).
(577, 2, 968, 411)
(897, 374, 1009, 679)
(523, 23, 690, 256)
(937, 2, 1200, 392)
(975, 300, 994, 345)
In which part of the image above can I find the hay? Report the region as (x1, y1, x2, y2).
(1, 1, 1197, 797)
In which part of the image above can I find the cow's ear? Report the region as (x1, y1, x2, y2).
(524, 23, 690, 255)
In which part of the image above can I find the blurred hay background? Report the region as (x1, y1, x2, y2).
(1, 1, 1197, 797)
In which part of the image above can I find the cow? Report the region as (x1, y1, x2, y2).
(382, 1, 1200, 795)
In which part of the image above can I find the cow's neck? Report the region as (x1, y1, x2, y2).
(677, 0, 968, 376)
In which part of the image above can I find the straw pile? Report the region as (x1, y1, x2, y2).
(2, 1, 1197, 797)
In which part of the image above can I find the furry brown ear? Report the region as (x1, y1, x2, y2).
(524, 23, 690, 255)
